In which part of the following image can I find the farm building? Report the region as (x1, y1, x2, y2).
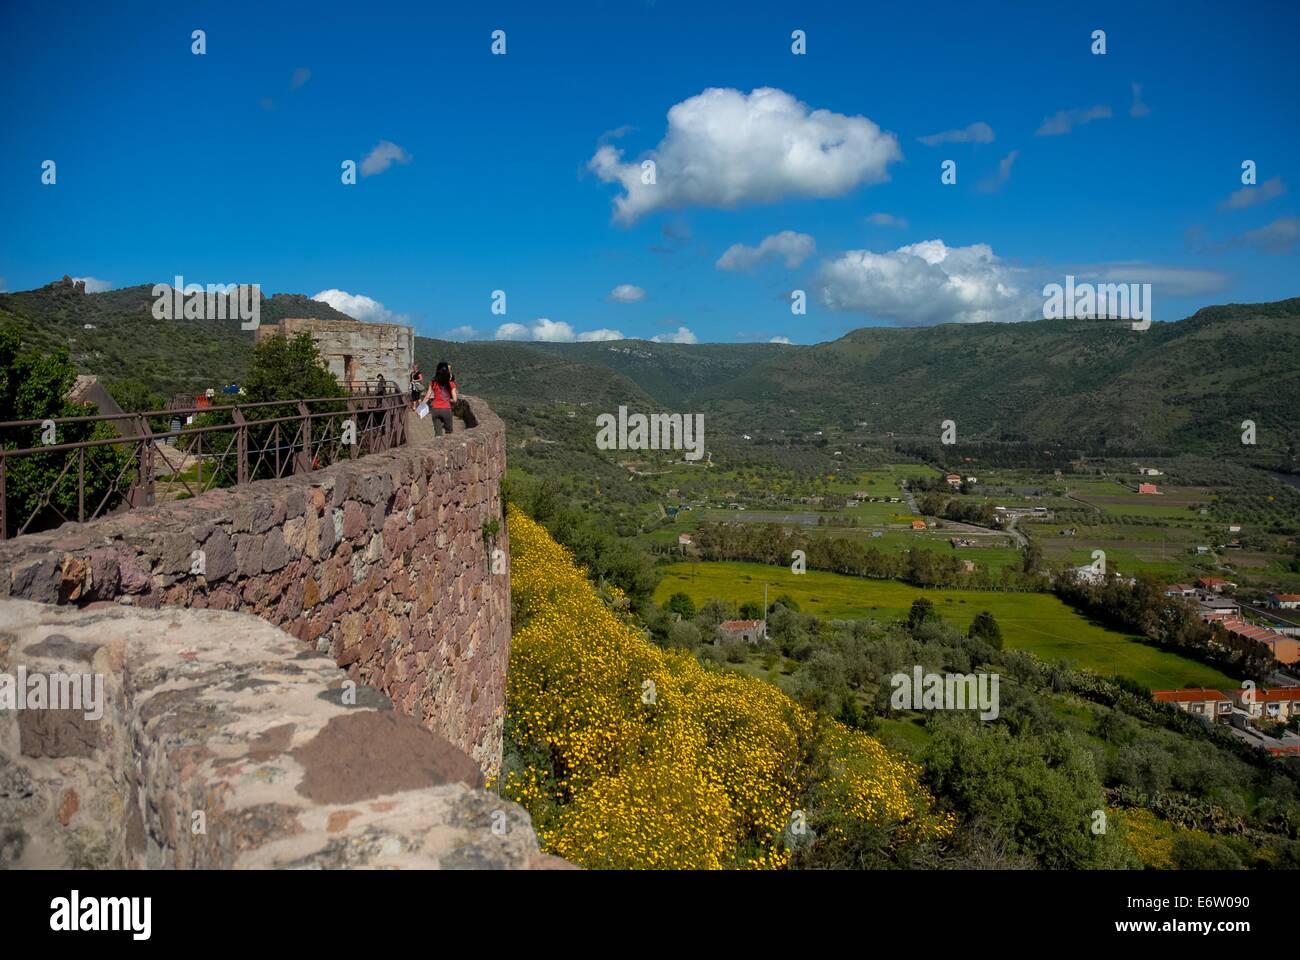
(910, 519, 927, 530)
(1270, 594, 1300, 610)
(715, 619, 767, 645)
(945, 474, 962, 489)
(1164, 584, 1197, 598)
(1219, 619, 1300, 665)
(1138, 483, 1160, 495)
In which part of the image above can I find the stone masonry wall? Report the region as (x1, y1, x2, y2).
(0, 599, 560, 869)
(0, 396, 510, 774)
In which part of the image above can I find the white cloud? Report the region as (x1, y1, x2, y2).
(1239, 216, 1300, 254)
(291, 67, 312, 90)
(917, 121, 994, 146)
(867, 212, 908, 228)
(1130, 83, 1150, 118)
(72, 276, 112, 292)
(769, 336, 792, 344)
(976, 150, 1018, 194)
(607, 283, 646, 303)
(716, 231, 816, 271)
(589, 87, 902, 224)
(311, 289, 406, 323)
(494, 319, 623, 342)
(1219, 176, 1286, 212)
(360, 140, 412, 177)
(819, 239, 1036, 325)
(443, 325, 477, 340)
(651, 326, 698, 344)
(494, 322, 531, 340)
(1035, 104, 1111, 136)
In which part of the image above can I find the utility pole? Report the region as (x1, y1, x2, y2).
(763, 582, 768, 639)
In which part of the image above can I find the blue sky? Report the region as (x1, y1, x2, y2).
(1, 0, 1296, 344)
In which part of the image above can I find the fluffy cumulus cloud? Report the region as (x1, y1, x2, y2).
(360, 140, 412, 176)
(819, 239, 1035, 325)
(443, 325, 477, 340)
(607, 283, 646, 303)
(72, 276, 113, 292)
(917, 121, 994, 146)
(494, 319, 624, 342)
(769, 335, 792, 344)
(651, 326, 698, 344)
(1035, 104, 1111, 136)
(312, 289, 406, 323)
(589, 87, 902, 224)
(716, 231, 816, 271)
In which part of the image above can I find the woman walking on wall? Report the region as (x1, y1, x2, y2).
(424, 360, 457, 436)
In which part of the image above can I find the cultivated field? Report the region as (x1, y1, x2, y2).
(656, 560, 1239, 690)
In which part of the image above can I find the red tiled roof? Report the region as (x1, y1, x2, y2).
(1199, 577, 1232, 586)
(1236, 688, 1300, 703)
(1152, 688, 1230, 703)
(1220, 619, 1284, 644)
(718, 619, 763, 631)
(1273, 594, 1300, 602)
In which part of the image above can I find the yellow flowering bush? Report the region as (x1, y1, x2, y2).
(504, 506, 954, 869)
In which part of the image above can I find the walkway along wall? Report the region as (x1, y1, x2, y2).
(0, 396, 511, 774)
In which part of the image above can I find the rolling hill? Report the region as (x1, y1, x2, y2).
(2, 277, 1296, 462)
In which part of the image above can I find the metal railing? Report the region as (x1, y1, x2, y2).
(0, 381, 408, 539)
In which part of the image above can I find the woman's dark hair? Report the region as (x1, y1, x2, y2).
(434, 361, 453, 397)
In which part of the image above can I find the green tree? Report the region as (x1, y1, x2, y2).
(907, 597, 938, 630)
(664, 591, 696, 620)
(0, 329, 129, 535)
(968, 611, 1004, 650)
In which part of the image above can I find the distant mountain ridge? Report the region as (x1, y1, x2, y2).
(2, 278, 1295, 459)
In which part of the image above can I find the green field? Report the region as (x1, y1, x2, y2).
(657, 560, 1239, 690)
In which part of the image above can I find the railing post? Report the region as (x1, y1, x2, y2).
(0, 456, 7, 540)
(297, 400, 311, 474)
(232, 406, 248, 485)
(347, 398, 358, 459)
(78, 447, 85, 522)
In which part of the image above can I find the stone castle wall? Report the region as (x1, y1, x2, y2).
(0, 396, 510, 773)
(0, 599, 561, 870)
(255, 317, 415, 386)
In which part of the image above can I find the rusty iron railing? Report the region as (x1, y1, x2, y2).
(0, 381, 408, 539)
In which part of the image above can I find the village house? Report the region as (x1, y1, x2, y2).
(1137, 482, 1160, 495)
(677, 533, 693, 548)
(1164, 583, 1198, 598)
(1198, 576, 1235, 593)
(715, 619, 767, 645)
(944, 474, 963, 489)
(1229, 687, 1300, 724)
(911, 519, 927, 530)
(1137, 466, 1163, 476)
(1152, 688, 1233, 722)
(1270, 593, 1300, 610)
